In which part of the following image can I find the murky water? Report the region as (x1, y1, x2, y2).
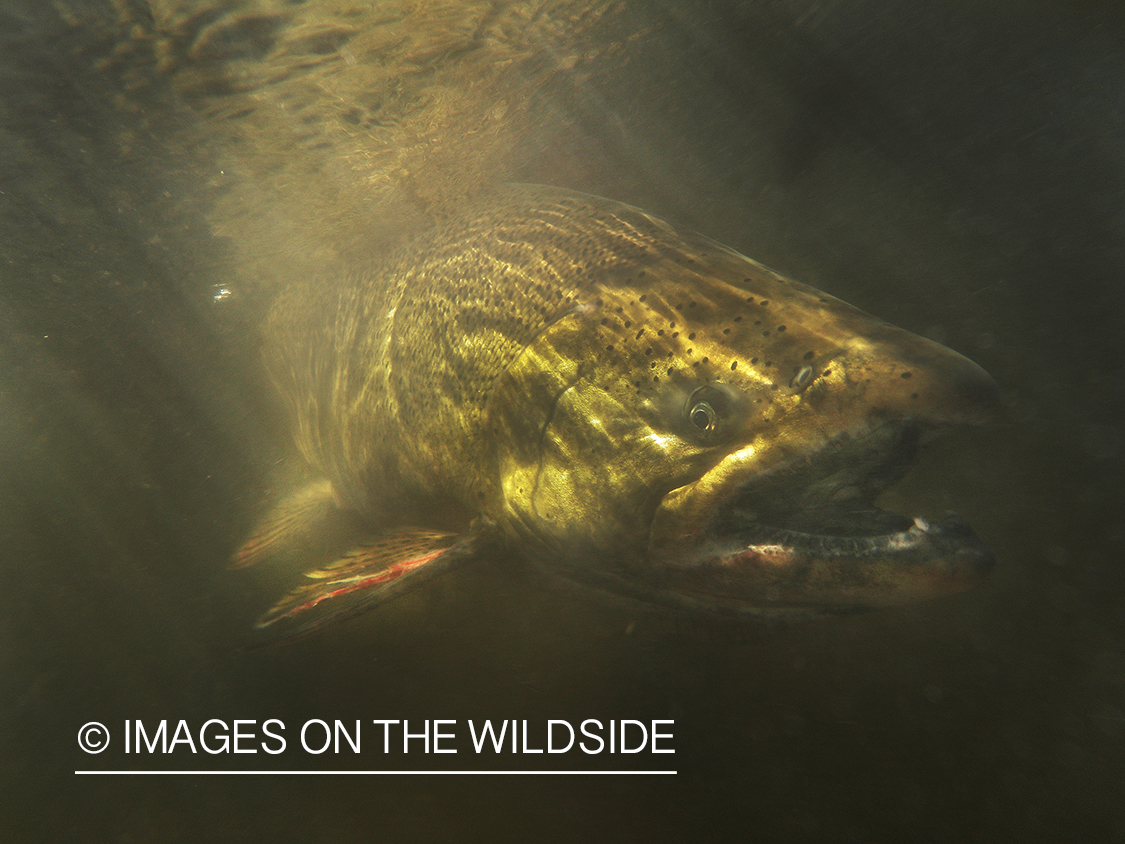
(3, 1, 1124, 840)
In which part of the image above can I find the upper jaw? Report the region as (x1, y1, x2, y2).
(716, 418, 924, 539)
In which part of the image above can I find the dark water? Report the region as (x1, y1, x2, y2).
(3, 1, 1124, 840)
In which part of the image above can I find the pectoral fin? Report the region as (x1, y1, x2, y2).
(231, 479, 340, 569)
(254, 528, 478, 641)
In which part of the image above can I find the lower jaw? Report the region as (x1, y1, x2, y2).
(701, 512, 944, 561)
(649, 512, 995, 610)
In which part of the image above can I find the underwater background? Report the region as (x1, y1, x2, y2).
(3, 0, 1123, 840)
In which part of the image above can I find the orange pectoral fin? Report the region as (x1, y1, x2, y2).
(252, 528, 479, 642)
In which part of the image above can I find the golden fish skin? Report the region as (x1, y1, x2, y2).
(242, 185, 999, 635)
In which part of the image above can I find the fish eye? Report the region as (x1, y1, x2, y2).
(684, 384, 734, 442)
(690, 402, 717, 431)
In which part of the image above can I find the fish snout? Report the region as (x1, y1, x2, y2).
(858, 327, 1001, 429)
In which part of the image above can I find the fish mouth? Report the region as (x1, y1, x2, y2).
(647, 421, 995, 611)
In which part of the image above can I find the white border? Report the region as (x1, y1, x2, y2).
(77, 774, 675, 778)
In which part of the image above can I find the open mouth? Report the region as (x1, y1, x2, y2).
(658, 421, 995, 609)
(717, 420, 924, 540)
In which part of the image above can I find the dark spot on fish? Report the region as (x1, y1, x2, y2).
(636, 329, 644, 340)
(803, 350, 815, 360)
(639, 294, 647, 302)
(701, 357, 709, 364)
(911, 393, 919, 399)
(751, 357, 758, 364)
(606, 345, 614, 352)
(645, 347, 653, 356)
(601, 318, 609, 326)
(763, 331, 770, 337)
(734, 316, 742, 322)
(596, 298, 604, 307)
(760, 301, 769, 307)
(616, 306, 624, 313)
(653, 376, 660, 383)
(723, 328, 731, 335)
(777, 325, 787, 332)
(730, 361, 738, 371)
(688, 301, 697, 308)
(672, 332, 679, 338)
(624, 321, 632, 328)
(823, 369, 832, 377)
(688, 332, 696, 340)
(901, 371, 913, 379)
(657, 330, 665, 336)
(667, 367, 675, 376)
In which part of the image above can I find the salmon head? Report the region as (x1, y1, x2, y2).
(481, 186, 999, 615)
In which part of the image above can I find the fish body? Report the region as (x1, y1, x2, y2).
(239, 185, 998, 636)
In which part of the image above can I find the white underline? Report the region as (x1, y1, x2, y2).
(76, 769, 676, 775)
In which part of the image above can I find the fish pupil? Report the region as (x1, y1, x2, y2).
(690, 403, 716, 431)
